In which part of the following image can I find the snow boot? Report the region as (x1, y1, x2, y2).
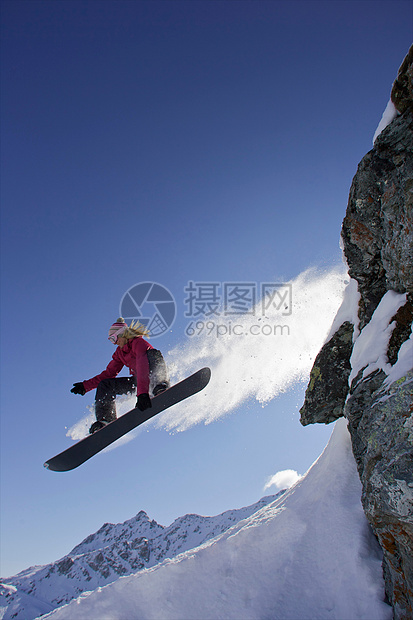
(153, 382, 169, 396)
(89, 420, 108, 434)
(147, 349, 170, 396)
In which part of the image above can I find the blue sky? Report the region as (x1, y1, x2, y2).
(1, 0, 412, 577)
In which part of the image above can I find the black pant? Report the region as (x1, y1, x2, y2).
(94, 349, 170, 422)
(95, 376, 137, 422)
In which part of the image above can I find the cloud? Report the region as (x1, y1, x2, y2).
(264, 469, 302, 491)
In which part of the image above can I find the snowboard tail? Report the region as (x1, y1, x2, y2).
(44, 367, 211, 472)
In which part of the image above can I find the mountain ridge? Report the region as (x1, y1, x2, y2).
(0, 493, 282, 620)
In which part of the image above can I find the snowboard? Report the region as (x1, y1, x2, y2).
(44, 367, 211, 472)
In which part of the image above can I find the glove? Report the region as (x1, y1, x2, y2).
(136, 393, 152, 411)
(71, 382, 86, 396)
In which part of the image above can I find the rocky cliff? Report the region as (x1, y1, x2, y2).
(300, 47, 413, 620)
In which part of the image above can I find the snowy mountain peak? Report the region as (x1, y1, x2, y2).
(0, 494, 281, 620)
(69, 509, 163, 557)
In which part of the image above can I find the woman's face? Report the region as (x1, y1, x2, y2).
(116, 336, 127, 349)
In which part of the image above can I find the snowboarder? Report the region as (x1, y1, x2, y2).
(71, 318, 170, 434)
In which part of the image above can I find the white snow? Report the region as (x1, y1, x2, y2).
(349, 290, 408, 385)
(373, 98, 399, 144)
(318, 273, 411, 391)
(41, 419, 391, 620)
(156, 267, 348, 432)
(383, 331, 413, 388)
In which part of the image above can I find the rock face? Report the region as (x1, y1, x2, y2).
(300, 321, 354, 425)
(300, 47, 413, 620)
(392, 46, 413, 115)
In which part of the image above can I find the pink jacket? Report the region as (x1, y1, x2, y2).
(83, 337, 153, 396)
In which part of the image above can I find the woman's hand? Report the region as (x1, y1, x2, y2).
(71, 382, 86, 395)
(136, 393, 152, 411)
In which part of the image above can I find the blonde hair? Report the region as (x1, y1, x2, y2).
(118, 318, 150, 339)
